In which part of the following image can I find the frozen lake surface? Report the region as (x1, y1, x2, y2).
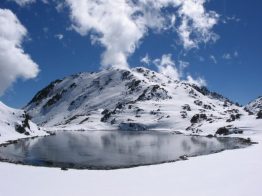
(0, 131, 250, 170)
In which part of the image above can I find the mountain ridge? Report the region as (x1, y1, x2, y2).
(24, 67, 261, 135)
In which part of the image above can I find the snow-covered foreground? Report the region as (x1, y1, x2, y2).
(0, 132, 261, 196)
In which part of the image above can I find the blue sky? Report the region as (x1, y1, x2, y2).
(0, 0, 261, 108)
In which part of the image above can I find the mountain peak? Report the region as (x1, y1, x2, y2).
(23, 67, 255, 135)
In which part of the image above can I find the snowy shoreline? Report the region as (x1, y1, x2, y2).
(0, 131, 261, 196)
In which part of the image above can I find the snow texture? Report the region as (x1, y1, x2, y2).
(24, 67, 261, 135)
(0, 101, 46, 144)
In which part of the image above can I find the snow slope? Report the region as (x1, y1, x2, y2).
(25, 67, 261, 135)
(0, 101, 46, 143)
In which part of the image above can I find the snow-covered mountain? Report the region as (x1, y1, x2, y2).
(24, 67, 261, 135)
(0, 101, 46, 143)
(245, 96, 262, 118)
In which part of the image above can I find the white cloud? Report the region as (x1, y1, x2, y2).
(0, 9, 39, 96)
(199, 56, 205, 62)
(234, 51, 239, 57)
(222, 51, 239, 60)
(153, 54, 206, 86)
(140, 54, 150, 65)
(186, 75, 207, 87)
(7, 0, 36, 6)
(178, 60, 189, 77)
(153, 54, 180, 80)
(7, 0, 49, 6)
(222, 53, 232, 60)
(55, 34, 64, 40)
(64, 0, 219, 68)
(222, 16, 241, 24)
(210, 55, 217, 64)
(177, 0, 219, 49)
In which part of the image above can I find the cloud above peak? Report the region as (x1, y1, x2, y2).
(65, 0, 219, 68)
(0, 8, 40, 96)
(141, 53, 206, 87)
(153, 54, 180, 81)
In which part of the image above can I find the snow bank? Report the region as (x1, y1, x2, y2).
(0, 101, 47, 144)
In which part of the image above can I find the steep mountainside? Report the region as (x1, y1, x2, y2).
(25, 67, 260, 135)
(0, 101, 46, 143)
(245, 96, 262, 115)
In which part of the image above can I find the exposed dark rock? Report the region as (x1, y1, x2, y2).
(182, 104, 191, 111)
(135, 68, 145, 73)
(22, 113, 31, 129)
(216, 127, 230, 135)
(194, 100, 203, 106)
(244, 107, 254, 115)
(136, 108, 144, 114)
(180, 111, 187, 119)
(190, 114, 207, 124)
(188, 89, 197, 98)
(68, 95, 87, 111)
(102, 109, 110, 115)
(137, 85, 171, 101)
(115, 102, 124, 110)
(79, 117, 89, 124)
(226, 114, 242, 122)
(69, 83, 77, 89)
(43, 90, 67, 109)
(65, 115, 83, 124)
(15, 124, 26, 134)
(101, 110, 112, 122)
(110, 118, 116, 124)
(150, 111, 158, 115)
(191, 85, 234, 104)
(179, 155, 188, 160)
(257, 110, 262, 119)
(203, 104, 212, 110)
(121, 71, 131, 80)
(126, 79, 141, 92)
